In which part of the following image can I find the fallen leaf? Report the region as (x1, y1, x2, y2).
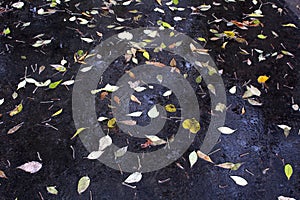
(165, 104, 176, 112)
(257, 34, 267, 39)
(0, 170, 7, 179)
(130, 95, 142, 105)
(230, 175, 248, 186)
(229, 86, 237, 94)
(71, 127, 87, 139)
(87, 151, 104, 160)
(182, 118, 201, 134)
(49, 80, 62, 89)
(217, 126, 236, 134)
(17, 80, 26, 90)
(77, 176, 90, 194)
(17, 161, 42, 174)
(284, 164, 293, 180)
(81, 37, 94, 43)
(278, 125, 291, 137)
(196, 150, 214, 163)
(216, 162, 243, 170)
(9, 103, 23, 117)
(142, 51, 150, 60)
(107, 118, 117, 128)
(52, 108, 63, 117)
(207, 84, 216, 95)
(148, 105, 159, 118)
(97, 117, 108, 122)
(278, 196, 296, 200)
(118, 31, 133, 40)
(46, 186, 58, 195)
(114, 146, 128, 159)
(99, 135, 112, 151)
(126, 111, 143, 117)
(0, 98, 4, 105)
(145, 135, 166, 146)
(189, 151, 198, 168)
(282, 23, 298, 28)
(12, 2, 25, 9)
(124, 172, 142, 183)
(215, 103, 227, 112)
(7, 122, 24, 134)
(119, 120, 137, 126)
(257, 75, 269, 84)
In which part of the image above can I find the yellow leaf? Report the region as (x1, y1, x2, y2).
(9, 103, 23, 117)
(51, 108, 63, 117)
(165, 104, 176, 112)
(284, 164, 293, 180)
(257, 75, 269, 84)
(77, 176, 90, 194)
(107, 118, 117, 128)
(223, 31, 235, 38)
(182, 118, 201, 134)
(142, 51, 150, 60)
(71, 127, 87, 139)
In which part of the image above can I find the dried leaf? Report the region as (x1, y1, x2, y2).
(215, 103, 226, 112)
(81, 37, 94, 43)
(87, 151, 104, 160)
(99, 135, 112, 151)
(124, 172, 142, 183)
(145, 135, 166, 146)
(182, 118, 201, 134)
(114, 146, 128, 159)
(126, 111, 143, 117)
(91, 84, 119, 94)
(9, 103, 23, 117)
(278, 196, 296, 200)
(163, 90, 172, 97)
(148, 105, 159, 118)
(196, 150, 214, 163)
(207, 84, 216, 95)
(229, 86, 237, 94)
(278, 125, 291, 137)
(107, 118, 117, 128)
(12, 2, 25, 9)
(142, 51, 150, 60)
(0, 98, 4, 105)
(217, 126, 236, 134)
(189, 151, 198, 168)
(284, 164, 293, 180)
(118, 31, 133, 40)
(165, 104, 176, 112)
(119, 120, 137, 126)
(52, 108, 63, 117)
(0, 170, 7, 179)
(77, 176, 90, 194)
(17, 80, 26, 90)
(7, 122, 23, 134)
(257, 75, 269, 84)
(230, 176, 248, 186)
(46, 186, 58, 195)
(71, 127, 87, 139)
(17, 161, 42, 173)
(130, 95, 142, 105)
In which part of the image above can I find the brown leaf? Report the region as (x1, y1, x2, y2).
(7, 122, 24, 134)
(145, 61, 166, 68)
(113, 96, 121, 105)
(0, 170, 7, 179)
(100, 92, 108, 100)
(196, 150, 214, 163)
(130, 95, 141, 105)
(170, 58, 176, 67)
(119, 120, 137, 126)
(156, 0, 162, 6)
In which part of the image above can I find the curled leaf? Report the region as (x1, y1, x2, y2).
(71, 127, 87, 139)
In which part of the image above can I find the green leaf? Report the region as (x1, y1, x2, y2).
(46, 186, 58, 195)
(284, 164, 293, 180)
(49, 80, 62, 89)
(71, 127, 87, 139)
(257, 34, 267, 39)
(3, 28, 11, 35)
(172, 0, 179, 5)
(195, 75, 202, 83)
(77, 176, 90, 194)
(142, 51, 150, 60)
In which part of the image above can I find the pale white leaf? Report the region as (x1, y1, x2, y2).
(134, 86, 147, 92)
(81, 37, 94, 43)
(147, 105, 159, 118)
(207, 84, 216, 95)
(247, 98, 263, 106)
(46, 186, 58, 195)
(189, 151, 198, 168)
(163, 90, 172, 97)
(229, 86, 236, 94)
(217, 126, 236, 134)
(17, 80, 26, 90)
(118, 31, 133, 40)
(278, 196, 296, 200)
(124, 172, 142, 183)
(12, 2, 24, 9)
(97, 117, 108, 122)
(230, 176, 248, 186)
(77, 176, 90, 194)
(215, 103, 226, 112)
(87, 150, 104, 160)
(61, 80, 75, 86)
(0, 98, 4, 106)
(126, 111, 143, 117)
(145, 135, 166, 146)
(80, 66, 93, 72)
(98, 135, 112, 151)
(17, 161, 42, 173)
(114, 146, 128, 159)
(119, 120, 137, 126)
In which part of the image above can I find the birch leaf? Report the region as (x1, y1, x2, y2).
(229, 86, 237, 94)
(114, 146, 128, 159)
(7, 122, 23, 134)
(81, 37, 94, 43)
(17, 161, 42, 173)
(217, 126, 236, 134)
(107, 118, 117, 128)
(257, 75, 269, 84)
(284, 164, 293, 180)
(145, 135, 166, 146)
(77, 176, 90, 194)
(163, 90, 172, 97)
(278, 196, 296, 200)
(49, 80, 62, 89)
(142, 51, 150, 60)
(182, 118, 201, 134)
(124, 172, 142, 183)
(9, 103, 23, 117)
(46, 186, 58, 195)
(230, 176, 248, 186)
(87, 151, 104, 160)
(196, 150, 214, 163)
(165, 104, 176, 112)
(119, 120, 137, 126)
(278, 125, 291, 137)
(12, 2, 25, 9)
(17, 80, 27, 90)
(130, 95, 141, 105)
(207, 84, 216, 95)
(189, 151, 198, 168)
(148, 105, 159, 118)
(71, 127, 87, 139)
(98, 135, 112, 151)
(97, 117, 108, 122)
(0, 98, 4, 105)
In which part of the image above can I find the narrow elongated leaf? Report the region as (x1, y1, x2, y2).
(217, 126, 236, 134)
(71, 127, 87, 139)
(145, 135, 166, 146)
(126, 111, 143, 117)
(51, 108, 63, 117)
(77, 176, 90, 194)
